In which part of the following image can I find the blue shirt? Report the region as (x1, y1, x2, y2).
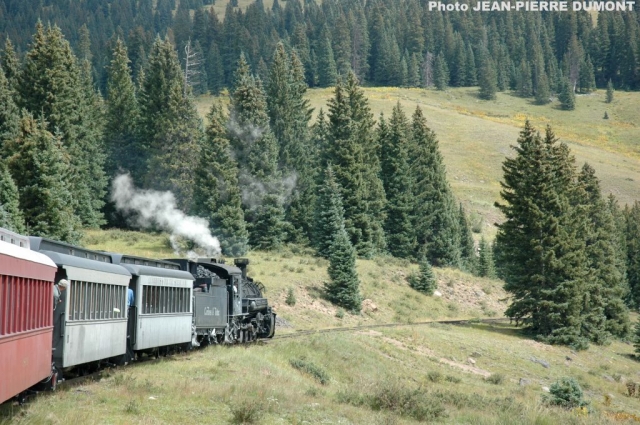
(127, 288, 134, 307)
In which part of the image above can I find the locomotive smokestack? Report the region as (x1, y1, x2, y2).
(234, 258, 249, 280)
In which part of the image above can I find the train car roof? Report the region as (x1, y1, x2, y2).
(0, 238, 57, 269)
(38, 250, 132, 277)
(109, 254, 194, 280)
(29, 237, 113, 264)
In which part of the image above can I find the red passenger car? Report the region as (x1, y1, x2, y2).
(0, 228, 57, 404)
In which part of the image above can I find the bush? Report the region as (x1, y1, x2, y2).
(485, 373, 505, 385)
(229, 397, 264, 424)
(445, 375, 462, 384)
(285, 287, 296, 306)
(545, 377, 589, 409)
(369, 383, 447, 421)
(290, 358, 330, 385)
(427, 371, 443, 383)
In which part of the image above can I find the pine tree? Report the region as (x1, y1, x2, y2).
(535, 71, 551, 105)
(8, 114, 82, 244)
(410, 256, 437, 296)
(317, 26, 338, 88)
(18, 23, 107, 227)
(344, 72, 386, 256)
(625, 202, 640, 308)
(478, 236, 495, 278)
(0, 158, 25, 233)
(139, 36, 203, 210)
(326, 225, 361, 313)
(579, 55, 596, 93)
(379, 104, 415, 258)
(558, 78, 575, 110)
(207, 42, 225, 95)
(251, 193, 286, 250)
(478, 58, 498, 100)
(229, 55, 286, 249)
(458, 203, 476, 273)
(495, 121, 589, 348)
(313, 165, 345, 259)
(408, 106, 460, 266)
(1, 38, 20, 93)
(0, 68, 19, 155)
(606, 79, 614, 103)
(193, 101, 248, 256)
(578, 163, 629, 340)
(408, 53, 421, 87)
(433, 52, 448, 91)
(517, 60, 533, 98)
(104, 39, 141, 182)
(325, 80, 368, 254)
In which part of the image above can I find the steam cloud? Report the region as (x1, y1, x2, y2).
(111, 174, 221, 257)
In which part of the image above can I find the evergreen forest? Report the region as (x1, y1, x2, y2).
(0, 2, 640, 348)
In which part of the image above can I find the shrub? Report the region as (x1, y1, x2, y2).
(427, 371, 443, 383)
(369, 383, 447, 421)
(290, 358, 330, 385)
(124, 400, 139, 414)
(546, 377, 589, 409)
(445, 375, 462, 384)
(335, 308, 345, 319)
(285, 287, 296, 306)
(229, 397, 264, 424)
(486, 373, 505, 385)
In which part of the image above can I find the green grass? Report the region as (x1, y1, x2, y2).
(3, 229, 640, 423)
(195, 86, 640, 239)
(9, 321, 640, 424)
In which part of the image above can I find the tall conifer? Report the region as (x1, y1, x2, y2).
(408, 107, 460, 266)
(0, 158, 25, 233)
(193, 102, 249, 256)
(495, 122, 589, 348)
(313, 165, 345, 258)
(104, 39, 141, 182)
(379, 104, 415, 258)
(326, 225, 361, 313)
(9, 114, 82, 243)
(578, 163, 629, 340)
(18, 23, 107, 227)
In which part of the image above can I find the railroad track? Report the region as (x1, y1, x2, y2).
(272, 317, 509, 340)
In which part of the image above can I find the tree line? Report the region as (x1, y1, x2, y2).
(0, 23, 480, 312)
(0, 0, 638, 100)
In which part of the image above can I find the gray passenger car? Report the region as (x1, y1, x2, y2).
(108, 255, 195, 354)
(29, 238, 132, 372)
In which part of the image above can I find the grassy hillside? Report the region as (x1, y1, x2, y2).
(195, 87, 640, 237)
(0, 229, 631, 424)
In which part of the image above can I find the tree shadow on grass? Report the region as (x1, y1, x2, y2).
(457, 320, 531, 340)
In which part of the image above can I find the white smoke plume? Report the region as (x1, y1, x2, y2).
(239, 170, 298, 210)
(111, 174, 221, 257)
(227, 114, 264, 146)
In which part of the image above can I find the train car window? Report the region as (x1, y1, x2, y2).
(140, 285, 190, 315)
(67, 281, 125, 322)
(0, 275, 51, 336)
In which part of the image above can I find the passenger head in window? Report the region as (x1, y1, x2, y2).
(53, 279, 69, 311)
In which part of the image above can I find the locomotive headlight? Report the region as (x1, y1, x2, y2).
(250, 301, 257, 310)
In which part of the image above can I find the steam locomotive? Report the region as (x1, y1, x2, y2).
(0, 227, 275, 405)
